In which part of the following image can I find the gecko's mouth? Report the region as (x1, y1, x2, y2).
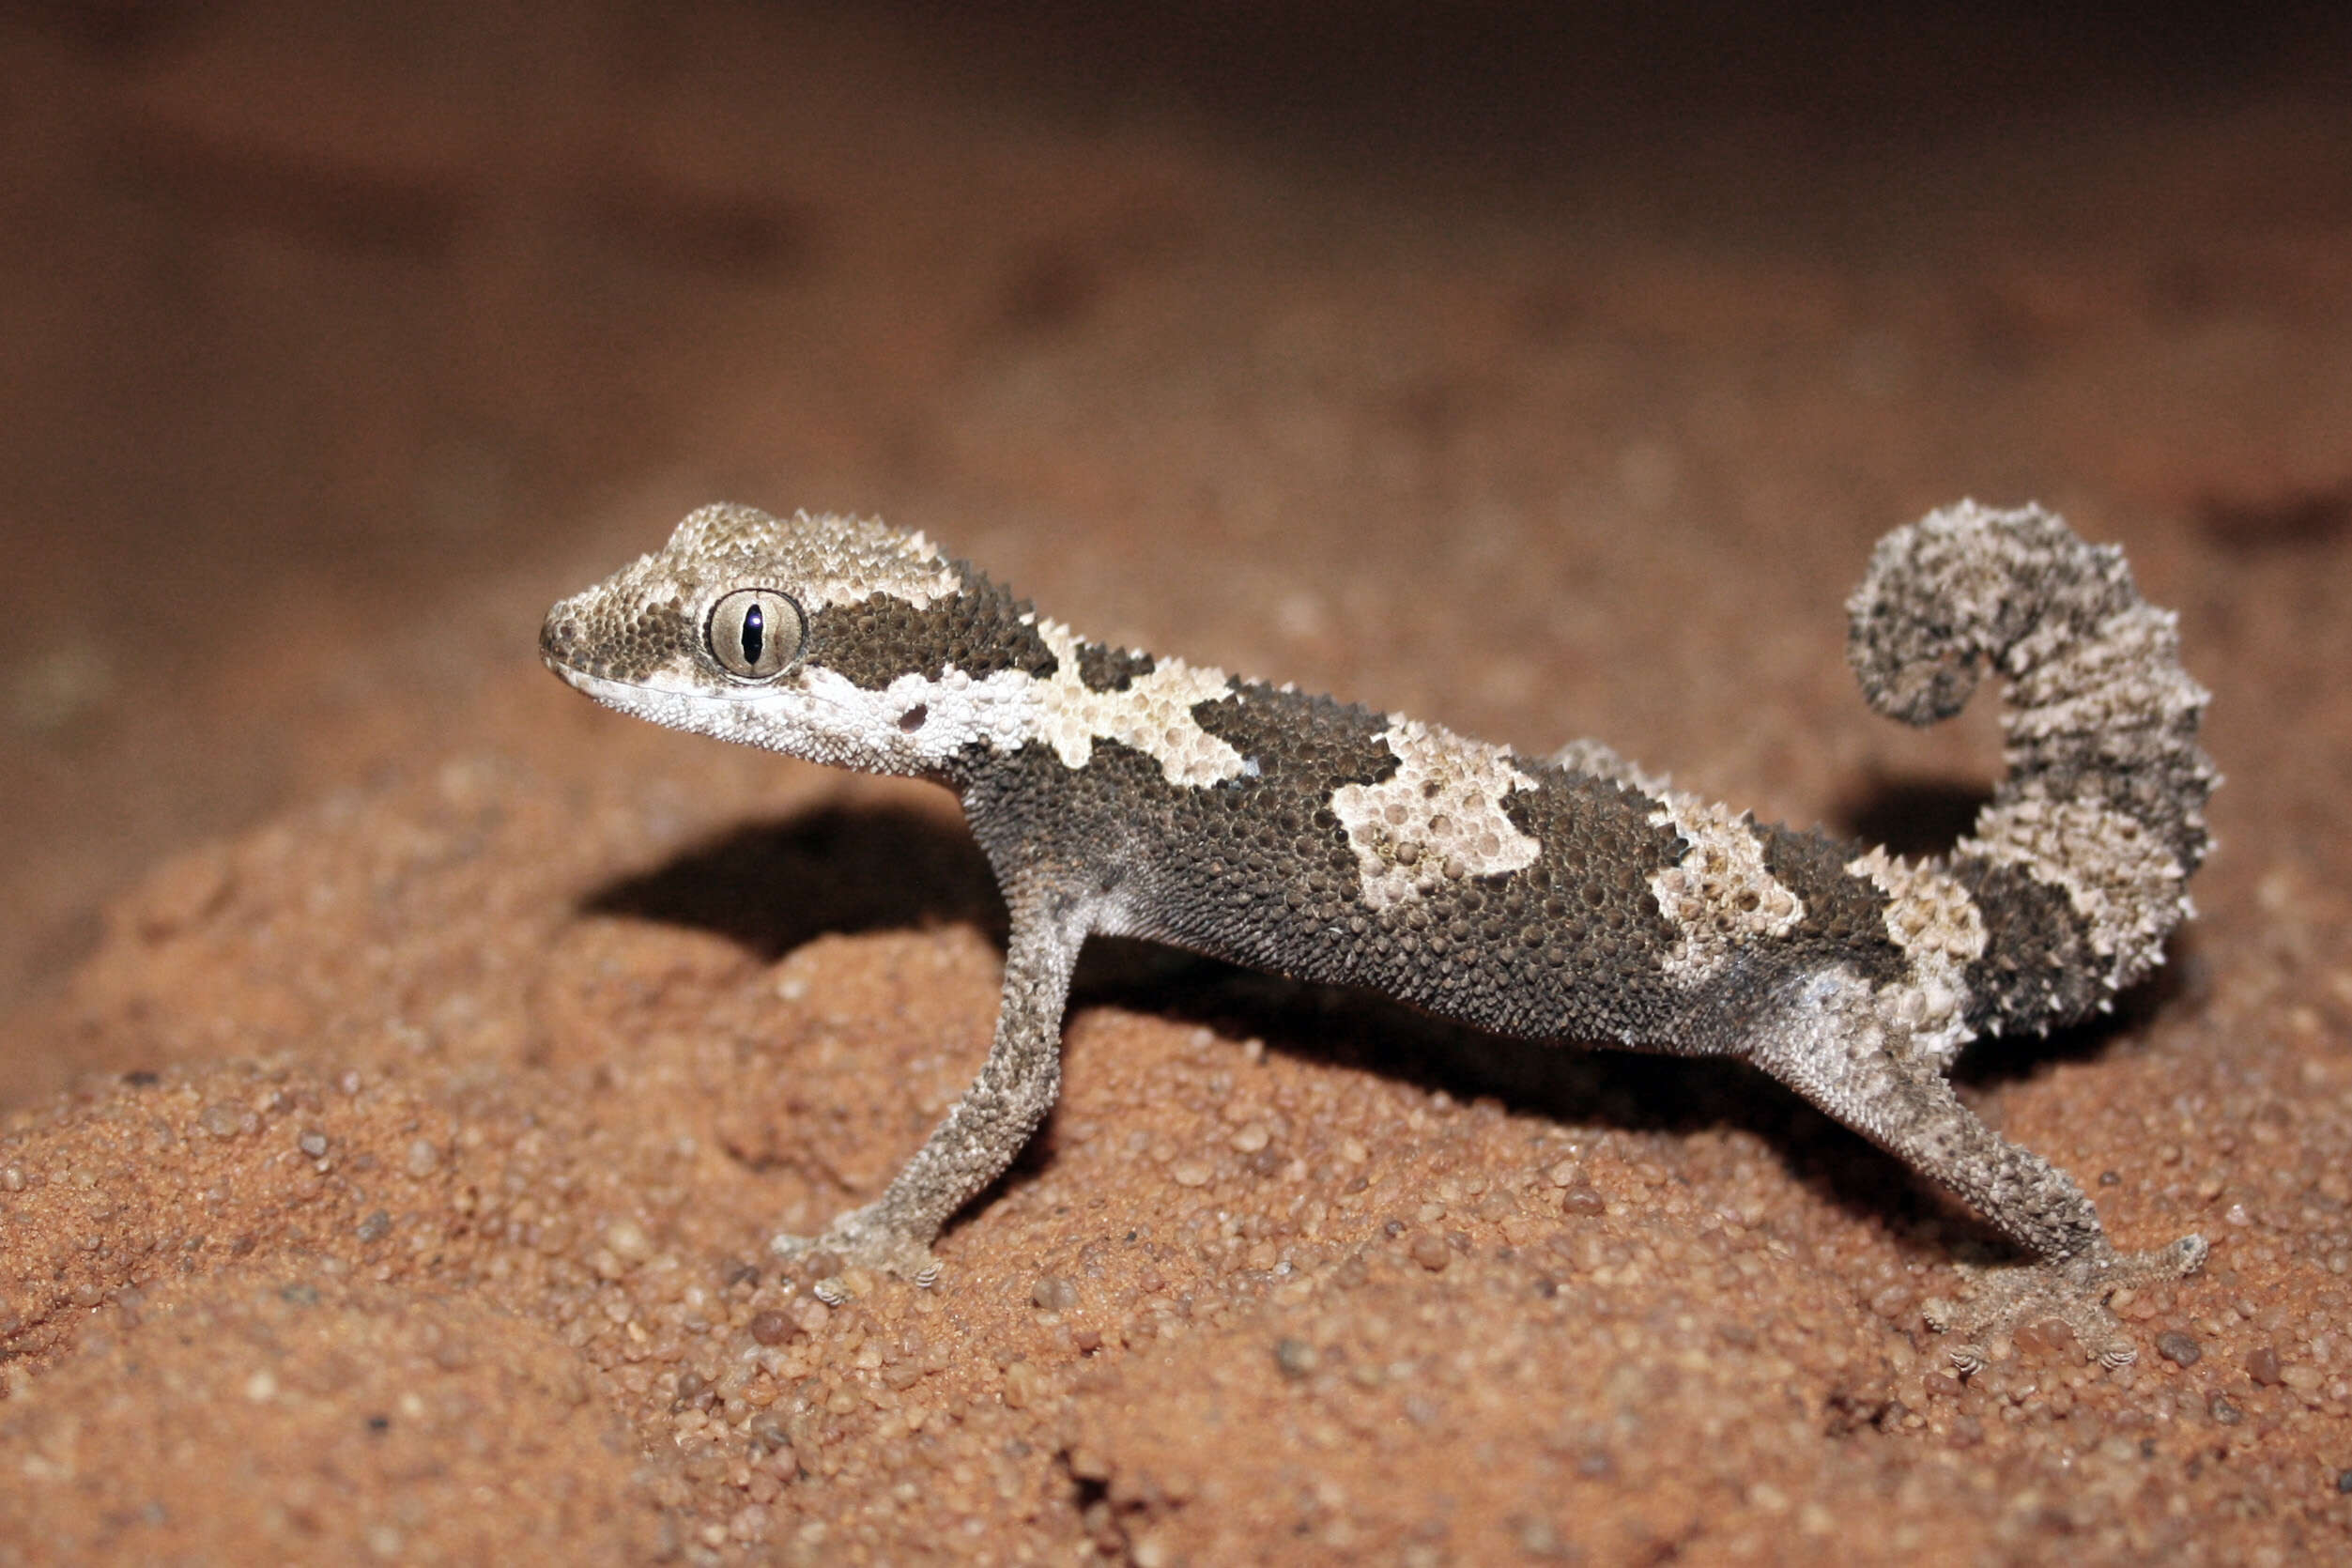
(538, 626, 818, 715)
(542, 654, 607, 693)
(539, 651, 647, 700)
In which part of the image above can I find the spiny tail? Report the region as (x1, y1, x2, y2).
(1847, 501, 2218, 1036)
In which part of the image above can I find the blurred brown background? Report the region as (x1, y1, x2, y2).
(7, 0, 2348, 1023)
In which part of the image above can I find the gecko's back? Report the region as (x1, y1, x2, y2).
(956, 504, 2209, 1070)
(957, 676, 1756, 1049)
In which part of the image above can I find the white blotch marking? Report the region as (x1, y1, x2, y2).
(1647, 793, 1804, 983)
(1331, 721, 1541, 911)
(1024, 622, 1243, 785)
(1845, 846, 1986, 1064)
(1961, 793, 2187, 989)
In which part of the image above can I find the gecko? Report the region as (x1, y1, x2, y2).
(542, 500, 2218, 1366)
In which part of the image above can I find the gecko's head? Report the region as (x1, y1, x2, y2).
(542, 502, 1058, 775)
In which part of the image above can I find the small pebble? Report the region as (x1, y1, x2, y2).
(604, 1220, 653, 1265)
(2012, 1318, 2077, 1359)
(1031, 1275, 1079, 1313)
(748, 1312, 793, 1346)
(2246, 1346, 2284, 1387)
(2155, 1330, 2201, 1367)
(1273, 1338, 1317, 1379)
(1408, 1234, 1451, 1271)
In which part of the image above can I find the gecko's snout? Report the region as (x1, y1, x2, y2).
(539, 602, 587, 673)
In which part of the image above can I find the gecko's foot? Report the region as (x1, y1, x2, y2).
(1924, 1234, 2207, 1374)
(771, 1203, 943, 1291)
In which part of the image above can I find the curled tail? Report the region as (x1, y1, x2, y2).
(1847, 501, 2218, 1037)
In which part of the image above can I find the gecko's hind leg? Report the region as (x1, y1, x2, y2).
(1746, 967, 2206, 1368)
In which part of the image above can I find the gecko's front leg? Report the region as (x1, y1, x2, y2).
(774, 881, 1093, 1284)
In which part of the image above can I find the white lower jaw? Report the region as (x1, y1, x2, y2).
(546, 659, 1018, 777)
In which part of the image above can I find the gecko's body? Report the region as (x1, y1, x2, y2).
(544, 501, 2217, 1363)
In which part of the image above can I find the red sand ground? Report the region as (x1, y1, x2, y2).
(5, 5, 2352, 1563)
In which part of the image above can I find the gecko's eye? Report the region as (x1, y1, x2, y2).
(706, 588, 804, 680)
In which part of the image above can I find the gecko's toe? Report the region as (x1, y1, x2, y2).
(2145, 1234, 2212, 1278)
(1924, 1233, 2207, 1372)
(772, 1203, 944, 1288)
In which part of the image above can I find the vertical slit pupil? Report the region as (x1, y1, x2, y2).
(741, 602, 765, 665)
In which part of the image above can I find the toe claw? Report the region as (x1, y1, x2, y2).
(771, 1203, 943, 1287)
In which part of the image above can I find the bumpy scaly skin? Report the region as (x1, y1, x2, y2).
(544, 500, 2219, 1365)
